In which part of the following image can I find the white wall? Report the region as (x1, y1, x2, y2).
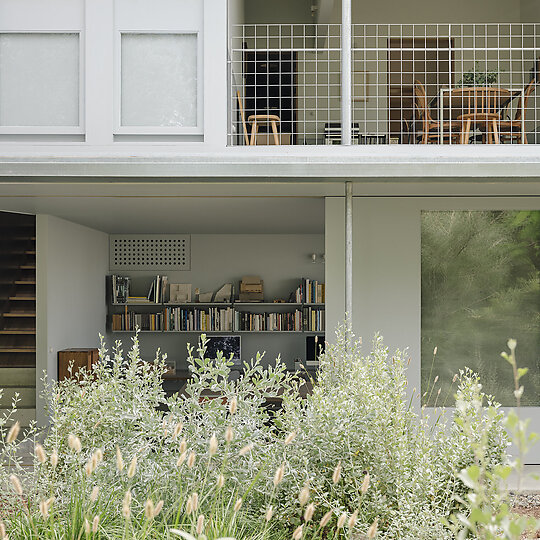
(245, 0, 313, 24)
(36, 215, 109, 426)
(324, 194, 540, 463)
(326, 0, 522, 24)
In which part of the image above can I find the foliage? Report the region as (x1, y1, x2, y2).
(458, 64, 499, 86)
(448, 340, 540, 539)
(0, 327, 530, 539)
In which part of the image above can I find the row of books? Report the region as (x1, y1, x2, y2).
(303, 307, 326, 332)
(111, 311, 164, 332)
(235, 310, 303, 332)
(111, 308, 322, 332)
(294, 279, 325, 304)
(164, 307, 234, 332)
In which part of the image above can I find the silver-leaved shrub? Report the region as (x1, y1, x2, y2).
(0, 326, 516, 539)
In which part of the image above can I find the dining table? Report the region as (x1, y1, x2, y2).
(436, 86, 525, 143)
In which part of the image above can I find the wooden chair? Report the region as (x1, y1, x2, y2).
(414, 81, 460, 144)
(236, 91, 281, 145)
(498, 58, 540, 144)
(452, 87, 512, 144)
(248, 114, 281, 145)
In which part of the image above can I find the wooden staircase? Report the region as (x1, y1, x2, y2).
(0, 212, 36, 427)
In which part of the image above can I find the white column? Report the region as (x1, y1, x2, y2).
(341, 0, 352, 145)
(204, 0, 228, 148)
(85, 0, 114, 145)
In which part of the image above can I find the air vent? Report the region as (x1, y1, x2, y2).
(109, 235, 191, 270)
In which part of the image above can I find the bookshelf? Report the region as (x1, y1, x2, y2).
(109, 301, 325, 334)
(107, 270, 325, 371)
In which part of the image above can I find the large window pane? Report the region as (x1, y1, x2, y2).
(421, 211, 540, 406)
(121, 33, 197, 127)
(0, 33, 79, 127)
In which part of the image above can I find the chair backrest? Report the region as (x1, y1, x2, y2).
(414, 80, 433, 125)
(236, 90, 250, 146)
(451, 87, 512, 116)
(514, 56, 540, 121)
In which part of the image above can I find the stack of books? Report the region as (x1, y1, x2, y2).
(238, 276, 264, 302)
(111, 275, 130, 304)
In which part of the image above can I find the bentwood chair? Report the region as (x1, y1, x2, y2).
(498, 57, 540, 144)
(414, 81, 460, 144)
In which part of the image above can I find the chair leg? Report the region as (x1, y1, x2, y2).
(271, 121, 280, 145)
(250, 121, 258, 146)
(461, 119, 471, 144)
(487, 128, 492, 145)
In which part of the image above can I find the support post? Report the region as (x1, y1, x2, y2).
(341, 0, 352, 145)
(345, 182, 353, 327)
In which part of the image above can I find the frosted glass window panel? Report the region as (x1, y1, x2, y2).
(421, 211, 540, 407)
(0, 33, 79, 127)
(121, 33, 198, 127)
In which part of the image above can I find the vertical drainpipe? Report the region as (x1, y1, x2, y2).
(342, 0, 353, 330)
(345, 181, 353, 328)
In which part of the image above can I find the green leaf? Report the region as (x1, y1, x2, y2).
(493, 465, 512, 480)
(470, 507, 490, 525)
(505, 410, 519, 430)
(517, 367, 529, 380)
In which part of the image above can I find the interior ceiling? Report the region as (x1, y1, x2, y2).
(0, 196, 325, 234)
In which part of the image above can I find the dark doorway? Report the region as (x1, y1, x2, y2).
(244, 51, 297, 144)
(388, 37, 454, 143)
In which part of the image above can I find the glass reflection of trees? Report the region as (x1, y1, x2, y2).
(421, 211, 540, 406)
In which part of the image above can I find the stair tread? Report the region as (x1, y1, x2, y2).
(0, 347, 36, 353)
(8, 296, 36, 300)
(0, 330, 36, 334)
(3, 313, 36, 317)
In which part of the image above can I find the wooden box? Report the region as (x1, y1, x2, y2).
(58, 348, 99, 382)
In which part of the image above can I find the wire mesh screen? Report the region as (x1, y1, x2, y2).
(230, 24, 342, 146)
(229, 23, 540, 145)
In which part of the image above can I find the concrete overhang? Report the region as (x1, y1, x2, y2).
(0, 146, 540, 181)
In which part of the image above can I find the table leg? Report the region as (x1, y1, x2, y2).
(491, 119, 500, 145)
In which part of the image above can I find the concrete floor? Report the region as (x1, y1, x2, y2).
(509, 466, 540, 492)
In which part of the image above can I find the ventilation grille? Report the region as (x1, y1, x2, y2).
(110, 235, 191, 270)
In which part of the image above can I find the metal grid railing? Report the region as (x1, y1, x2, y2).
(229, 23, 540, 146)
(229, 24, 341, 146)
